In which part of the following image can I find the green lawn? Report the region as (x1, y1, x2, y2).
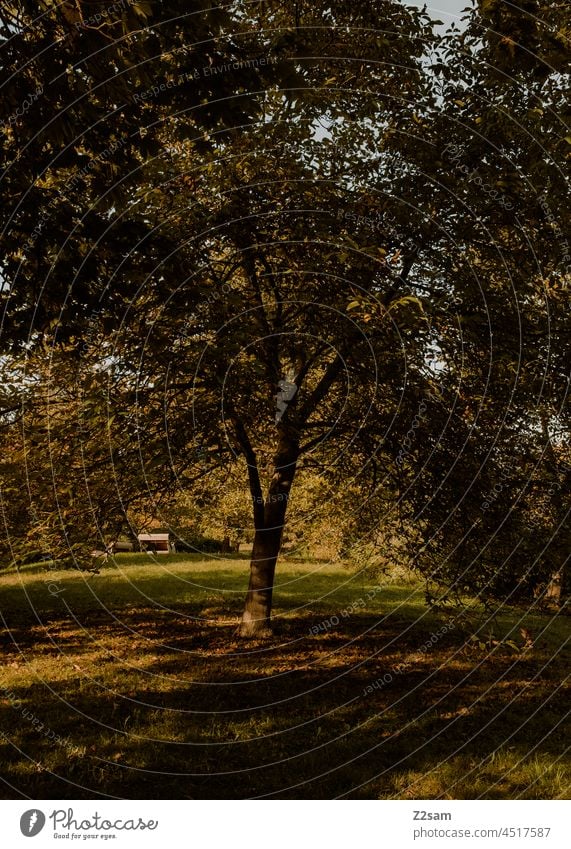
(0, 555, 569, 799)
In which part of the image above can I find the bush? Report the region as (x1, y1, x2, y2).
(170, 529, 223, 554)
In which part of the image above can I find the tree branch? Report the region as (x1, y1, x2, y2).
(297, 353, 346, 425)
(226, 403, 264, 529)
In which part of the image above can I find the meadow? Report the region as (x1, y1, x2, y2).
(0, 554, 569, 799)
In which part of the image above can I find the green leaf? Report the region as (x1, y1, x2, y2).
(387, 295, 425, 313)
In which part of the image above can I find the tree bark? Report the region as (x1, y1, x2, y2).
(237, 431, 299, 637)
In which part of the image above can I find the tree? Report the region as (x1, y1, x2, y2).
(101, 1, 438, 635)
(1, 0, 568, 635)
(401, 0, 571, 605)
(0, 343, 169, 567)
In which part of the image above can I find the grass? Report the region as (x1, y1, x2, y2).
(0, 554, 569, 799)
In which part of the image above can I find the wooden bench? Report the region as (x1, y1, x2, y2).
(137, 533, 170, 553)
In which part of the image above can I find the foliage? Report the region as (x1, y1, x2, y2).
(0, 1, 569, 614)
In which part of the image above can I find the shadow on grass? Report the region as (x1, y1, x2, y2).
(1, 564, 569, 800)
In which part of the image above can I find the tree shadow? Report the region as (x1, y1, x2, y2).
(1, 601, 568, 799)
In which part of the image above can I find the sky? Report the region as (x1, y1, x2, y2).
(406, 0, 472, 30)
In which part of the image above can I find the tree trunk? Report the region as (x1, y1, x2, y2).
(237, 432, 299, 637)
